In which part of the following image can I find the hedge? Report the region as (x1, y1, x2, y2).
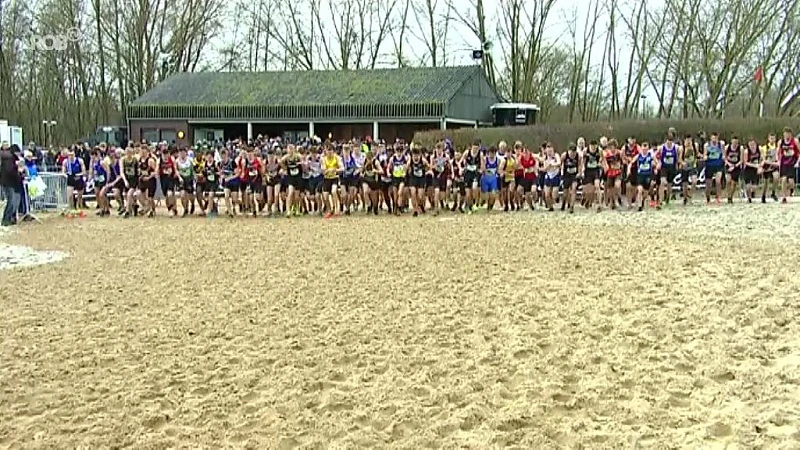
(413, 118, 800, 150)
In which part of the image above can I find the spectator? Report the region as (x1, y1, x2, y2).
(56, 147, 68, 168)
(45, 148, 57, 171)
(1, 141, 24, 226)
(23, 150, 39, 178)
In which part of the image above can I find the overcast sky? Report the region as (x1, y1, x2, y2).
(210, 0, 648, 70)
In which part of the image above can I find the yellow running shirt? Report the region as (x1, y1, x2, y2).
(323, 155, 339, 179)
(504, 157, 516, 181)
(761, 144, 778, 163)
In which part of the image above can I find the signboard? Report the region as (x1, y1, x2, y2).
(10, 126, 23, 148)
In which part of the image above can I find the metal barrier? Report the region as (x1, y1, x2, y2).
(27, 172, 69, 211)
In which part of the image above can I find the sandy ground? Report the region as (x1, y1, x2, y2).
(1, 201, 800, 449)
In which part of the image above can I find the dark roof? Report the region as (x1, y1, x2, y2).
(131, 66, 483, 107)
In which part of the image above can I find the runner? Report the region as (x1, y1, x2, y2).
(62, 148, 86, 211)
(387, 144, 408, 216)
(632, 142, 655, 211)
(542, 143, 561, 211)
(89, 149, 111, 216)
(199, 150, 219, 217)
(778, 127, 799, 203)
(760, 133, 779, 202)
(512, 141, 525, 209)
(120, 146, 139, 218)
(321, 143, 343, 218)
(622, 137, 639, 208)
(220, 149, 240, 217)
(743, 137, 761, 203)
(192, 149, 207, 213)
(678, 135, 698, 205)
(581, 140, 602, 210)
(501, 146, 517, 211)
(497, 141, 509, 210)
(658, 133, 679, 206)
(431, 143, 451, 215)
(723, 135, 743, 204)
(361, 150, 380, 215)
(536, 143, 547, 206)
(561, 144, 580, 213)
(516, 143, 537, 210)
(265, 150, 280, 216)
(245, 147, 264, 216)
(407, 147, 429, 217)
(236, 147, 253, 214)
(137, 145, 158, 217)
(460, 142, 482, 213)
(353, 143, 367, 212)
(281, 144, 304, 217)
(576, 137, 587, 207)
(175, 148, 196, 217)
(341, 145, 359, 215)
(159, 148, 178, 216)
(702, 132, 725, 204)
(376, 143, 393, 213)
(480, 146, 501, 212)
(307, 147, 324, 215)
(298, 147, 311, 214)
(105, 149, 124, 215)
(451, 150, 466, 213)
(602, 139, 623, 211)
(576, 137, 587, 158)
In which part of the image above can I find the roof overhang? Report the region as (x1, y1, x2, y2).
(490, 102, 540, 111)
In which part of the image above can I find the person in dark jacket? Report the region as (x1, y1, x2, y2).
(1, 142, 24, 226)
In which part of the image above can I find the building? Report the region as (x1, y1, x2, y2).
(126, 66, 502, 146)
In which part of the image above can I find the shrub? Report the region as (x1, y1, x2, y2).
(413, 118, 799, 149)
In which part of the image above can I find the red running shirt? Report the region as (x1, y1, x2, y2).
(519, 153, 537, 180)
(779, 138, 799, 167)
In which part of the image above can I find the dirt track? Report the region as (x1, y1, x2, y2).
(1, 204, 799, 448)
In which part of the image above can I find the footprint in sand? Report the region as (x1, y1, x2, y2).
(707, 421, 732, 438)
(494, 416, 533, 432)
(410, 386, 430, 398)
(240, 392, 258, 404)
(512, 349, 533, 359)
(191, 387, 211, 397)
(322, 401, 354, 413)
(371, 418, 391, 432)
(710, 370, 736, 383)
(277, 437, 300, 450)
(142, 415, 168, 431)
(551, 392, 572, 403)
(667, 390, 691, 408)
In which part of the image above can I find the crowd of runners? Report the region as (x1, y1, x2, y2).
(58, 127, 800, 218)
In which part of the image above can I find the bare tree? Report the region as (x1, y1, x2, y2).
(407, 0, 452, 66)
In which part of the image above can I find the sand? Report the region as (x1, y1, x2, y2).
(1, 202, 799, 449)
(0, 225, 68, 270)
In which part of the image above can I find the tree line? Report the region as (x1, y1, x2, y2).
(1, 0, 798, 145)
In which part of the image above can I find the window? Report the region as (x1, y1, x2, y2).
(160, 129, 177, 144)
(141, 128, 159, 144)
